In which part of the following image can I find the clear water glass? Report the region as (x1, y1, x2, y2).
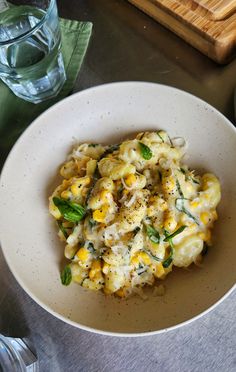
(0, 0, 66, 103)
(0, 334, 39, 371)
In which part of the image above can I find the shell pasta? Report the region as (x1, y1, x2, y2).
(49, 131, 221, 297)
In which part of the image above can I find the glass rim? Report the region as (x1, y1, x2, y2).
(0, 0, 56, 46)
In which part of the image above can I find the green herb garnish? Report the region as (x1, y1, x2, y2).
(57, 221, 69, 239)
(145, 249, 162, 262)
(53, 197, 86, 223)
(143, 246, 162, 262)
(164, 225, 186, 242)
(179, 168, 200, 185)
(101, 144, 120, 158)
(175, 198, 199, 225)
(176, 178, 184, 198)
(88, 143, 99, 147)
(89, 218, 97, 228)
(191, 177, 200, 185)
(61, 265, 72, 286)
(138, 142, 152, 160)
(157, 131, 164, 143)
(162, 246, 174, 268)
(146, 225, 160, 244)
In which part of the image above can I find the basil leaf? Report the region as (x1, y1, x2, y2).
(175, 198, 199, 225)
(57, 221, 69, 239)
(157, 131, 164, 143)
(138, 142, 152, 160)
(164, 225, 186, 242)
(53, 197, 86, 223)
(146, 225, 160, 244)
(162, 246, 174, 268)
(61, 265, 72, 286)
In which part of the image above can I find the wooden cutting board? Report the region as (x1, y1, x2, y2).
(128, 0, 236, 64)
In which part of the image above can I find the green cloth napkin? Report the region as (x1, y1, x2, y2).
(0, 19, 93, 168)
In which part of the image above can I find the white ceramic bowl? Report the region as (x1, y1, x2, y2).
(0, 82, 236, 336)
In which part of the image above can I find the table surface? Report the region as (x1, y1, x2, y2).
(1, 1, 236, 371)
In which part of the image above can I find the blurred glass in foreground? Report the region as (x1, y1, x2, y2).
(0, 334, 38, 372)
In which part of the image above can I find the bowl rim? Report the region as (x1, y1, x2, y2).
(1, 81, 236, 337)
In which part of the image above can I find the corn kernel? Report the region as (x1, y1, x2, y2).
(212, 210, 218, 220)
(198, 229, 211, 242)
(131, 256, 139, 266)
(62, 179, 70, 188)
(61, 190, 72, 199)
(187, 223, 196, 233)
(89, 269, 98, 280)
(200, 212, 210, 225)
(105, 239, 113, 246)
(164, 211, 177, 232)
(76, 247, 89, 262)
(86, 159, 97, 176)
(131, 251, 151, 266)
(93, 271, 104, 283)
(158, 200, 168, 211)
(100, 189, 109, 202)
(83, 176, 91, 186)
(116, 288, 126, 297)
(138, 251, 151, 265)
(151, 263, 165, 278)
(122, 189, 129, 196)
(103, 286, 112, 295)
(71, 183, 80, 196)
(71, 177, 90, 196)
(162, 176, 175, 193)
(125, 174, 136, 187)
(93, 204, 109, 222)
(102, 262, 110, 274)
(91, 259, 102, 271)
(149, 196, 155, 203)
(190, 200, 200, 208)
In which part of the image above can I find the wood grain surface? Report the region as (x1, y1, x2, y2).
(193, 0, 236, 20)
(128, 0, 236, 63)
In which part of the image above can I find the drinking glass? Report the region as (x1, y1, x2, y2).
(0, 0, 66, 103)
(0, 334, 39, 371)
